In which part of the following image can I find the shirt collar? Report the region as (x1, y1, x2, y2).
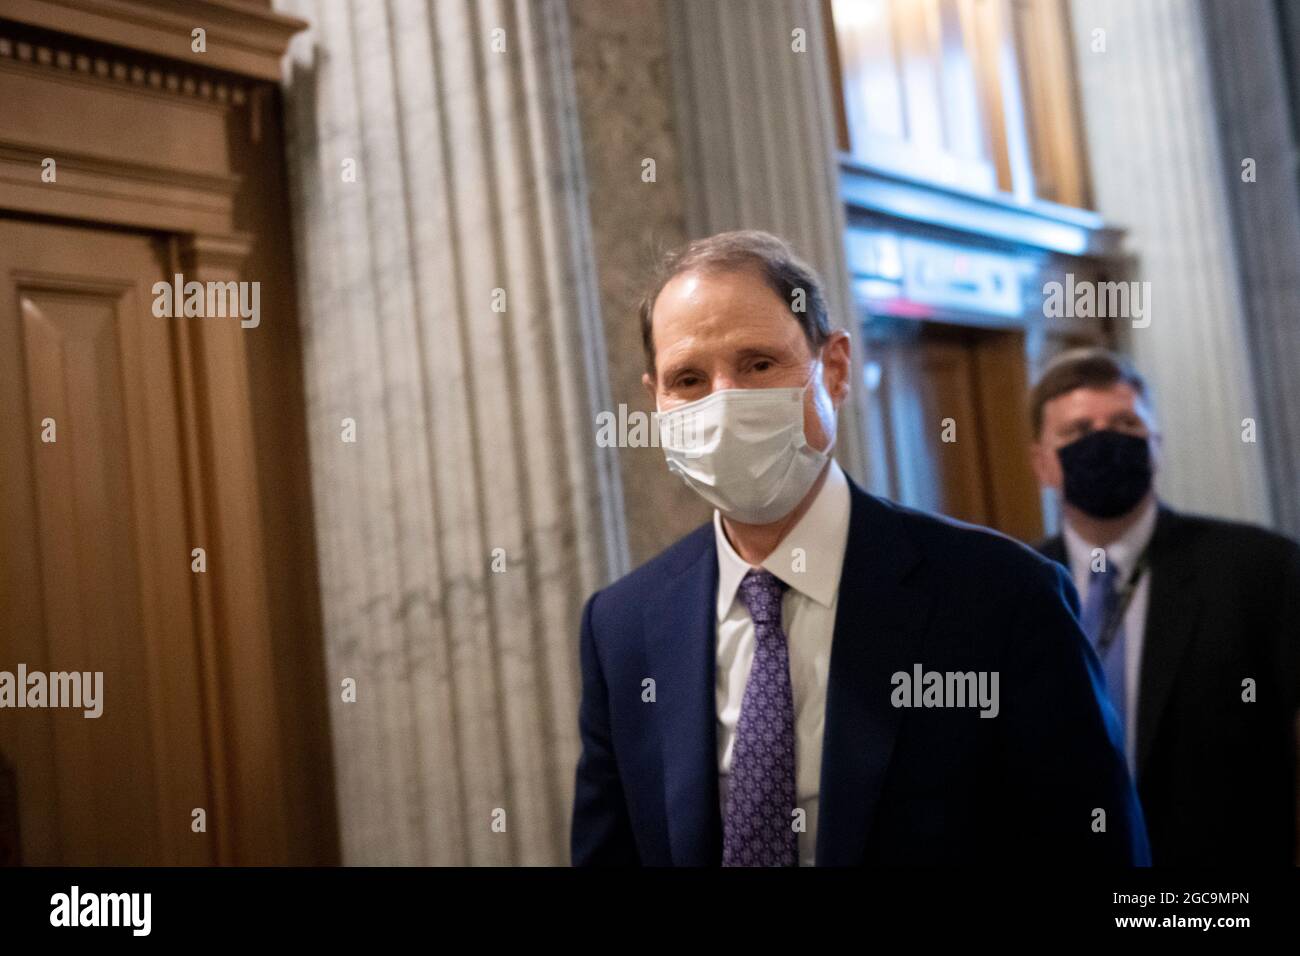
(713, 459, 851, 620)
(1062, 497, 1159, 580)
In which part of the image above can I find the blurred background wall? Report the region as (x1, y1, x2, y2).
(1069, 0, 1272, 525)
(1200, 0, 1300, 534)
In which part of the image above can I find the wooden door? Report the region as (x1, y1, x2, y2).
(0, 218, 215, 864)
(880, 328, 990, 523)
(870, 322, 1043, 542)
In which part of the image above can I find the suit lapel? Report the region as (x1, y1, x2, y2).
(815, 481, 930, 865)
(644, 535, 722, 865)
(1136, 506, 1200, 781)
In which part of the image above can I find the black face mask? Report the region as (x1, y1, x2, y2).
(1057, 429, 1153, 519)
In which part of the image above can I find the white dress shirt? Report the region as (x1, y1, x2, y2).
(713, 458, 851, 866)
(1061, 499, 1158, 773)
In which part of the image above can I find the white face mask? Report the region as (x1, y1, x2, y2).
(654, 365, 830, 524)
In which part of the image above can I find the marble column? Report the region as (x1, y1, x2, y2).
(277, 0, 628, 864)
(1067, 0, 1273, 524)
(1199, 0, 1300, 538)
(566, 0, 703, 568)
(663, 0, 873, 487)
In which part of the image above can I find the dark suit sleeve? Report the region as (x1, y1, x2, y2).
(570, 592, 640, 865)
(999, 560, 1151, 864)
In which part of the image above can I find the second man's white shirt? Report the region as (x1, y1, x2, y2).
(713, 458, 851, 866)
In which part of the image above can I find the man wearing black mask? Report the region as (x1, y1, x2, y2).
(1030, 347, 1300, 865)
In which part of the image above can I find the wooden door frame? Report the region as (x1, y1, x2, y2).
(0, 3, 308, 864)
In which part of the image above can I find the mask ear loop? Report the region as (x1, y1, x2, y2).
(801, 355, 837, 460)
(803, 356, 825, 397)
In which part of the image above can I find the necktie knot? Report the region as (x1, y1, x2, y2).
(1095, 558, 1123, 581)
(1088, 561, 1124, 610)
(737, 568, 787, 627)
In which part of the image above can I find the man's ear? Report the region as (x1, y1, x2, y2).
(1030, 440, 1053, 488)
(642, 371, 657, 406)
(823, 330, 852, 406)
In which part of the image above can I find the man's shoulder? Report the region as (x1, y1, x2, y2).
(881, 494, 1051, 560)
(1160, 507, 1300, 570)
(862, 496, 1083, 641)
(1033, 531, 1067, 563)
(860, 491, 1067, 597)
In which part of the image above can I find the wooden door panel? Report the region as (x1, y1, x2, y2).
(971, 332, 1043, 542)
(880, 334, 991, 525)
(0, 7, 327, 865)
(0, 219, 214, 864)
(870, 323, 1043, 540)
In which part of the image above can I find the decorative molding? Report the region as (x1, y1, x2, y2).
(180, 231, 253, 276)
(1, 0, 307, 82)
(0, 21, 251, 105)
(0, 19, 253, 231)
(167, 230, 288, 864)
(0, 143, 238, 233)
(840, 156, 1123, 257)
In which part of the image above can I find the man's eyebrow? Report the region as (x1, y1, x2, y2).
(1107, 409, 1143, 424)
(658, 357, 697, 381)
(660, 343, 789, 381)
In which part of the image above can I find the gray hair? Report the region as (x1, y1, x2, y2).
(637, 230, 831, 375)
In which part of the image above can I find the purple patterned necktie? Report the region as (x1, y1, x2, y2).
(723, 568, 798, 867)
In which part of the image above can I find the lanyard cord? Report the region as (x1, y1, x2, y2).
(1096, 548, 1150, 656)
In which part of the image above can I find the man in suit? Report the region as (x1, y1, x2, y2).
(570, 230, 1148, 866)
(1029, 347, 1300, 865)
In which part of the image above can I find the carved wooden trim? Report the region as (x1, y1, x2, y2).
(170, 232, 288, 864)
(0, 28, 251, 104)
(181, 231, 253, 276)
(0, 17, 253, 232)
(0, 143, 239, 233)
(1, 0, 307, 82)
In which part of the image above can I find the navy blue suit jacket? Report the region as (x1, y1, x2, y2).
(571, 476, 1151, 865)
